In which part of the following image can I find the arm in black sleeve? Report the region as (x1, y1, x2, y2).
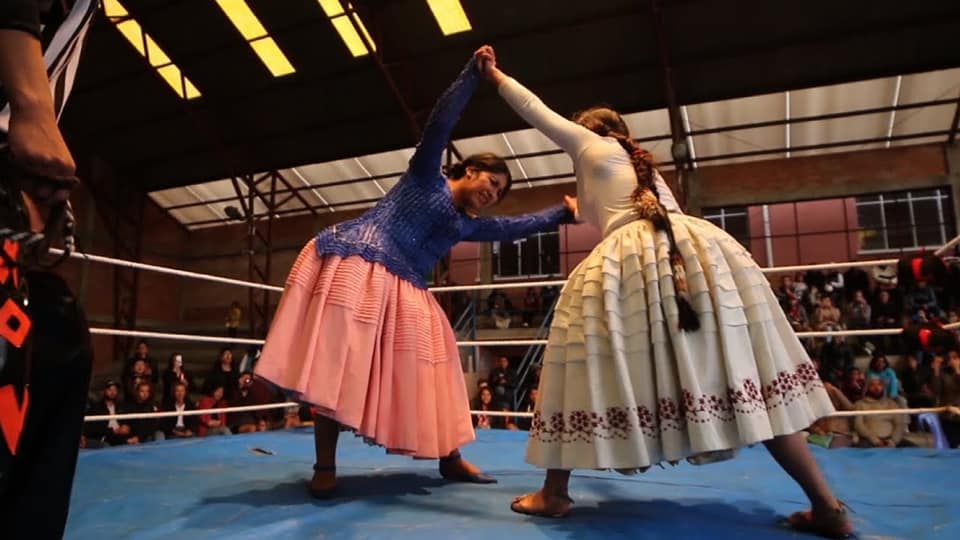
(0, 1, 41, 39)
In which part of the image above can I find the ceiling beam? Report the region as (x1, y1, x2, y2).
(340, 0, 463, 162)
(273, 170, 319, 217)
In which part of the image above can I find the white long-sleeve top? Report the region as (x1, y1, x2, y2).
(499, 77, 682, 238)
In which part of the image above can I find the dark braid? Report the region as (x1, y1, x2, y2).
(614, 136, 700, 332)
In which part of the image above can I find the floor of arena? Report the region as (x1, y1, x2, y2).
(66, 428, 957, 539)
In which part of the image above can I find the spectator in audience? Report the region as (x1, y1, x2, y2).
(819, 335, 855, 383)
(792, 272, 808, 302)
(812, 296, 841, 331)
(866, 352, 901, 401)
(126, 382, 164, 443)
(871, 289, 901, 328)
(846, 290, 871, 330)
(473, 387, 507, 429)
(162, 382, 198, 439)
(932, 349, 960, 448)
(123, 339, 158, 386)
(901, 353, 936, 408)
(840, 367, 865, 403)
(487, 289, 511, 314)
(162, 352, 193, 403)
(84, 381, 136, 446)
(785, 296, 810, 332)
(522, 287, 541, 327)
(203, 347, 239, 399)
(229, 372, 263, 434)
(225, 300, 243, 339)
(843, 267, 870, 304)
(489, 356, 516, 401)
(823, 271, 844, 305)
(775, 275, 796, 310)
(284, 405, 306, 429)
(853, 377, 908, 448)
(197, 385, 232, 437)
(807, 382, 856, 448)
(123, 358, 152, 403)
(804, 270, 826, 299)
(517, 388, 539, 430)
(904, 280, 940, 319)
(491, 295, 512, 329)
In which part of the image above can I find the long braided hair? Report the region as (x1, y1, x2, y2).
(573, 107, 700, 331)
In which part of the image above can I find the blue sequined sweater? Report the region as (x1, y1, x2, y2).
(314, 58, 573, 289)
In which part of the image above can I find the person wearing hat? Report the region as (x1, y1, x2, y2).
(83, 380, 137, 447)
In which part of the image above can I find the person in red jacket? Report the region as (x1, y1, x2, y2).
(197, 385, 231, 437)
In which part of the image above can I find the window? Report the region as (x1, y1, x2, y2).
(855, 188, 955, 252)
(702, 206, 750, 246)
(493, 230, 560, 279)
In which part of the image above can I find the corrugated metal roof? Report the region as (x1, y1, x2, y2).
(150, 68, 960, 229)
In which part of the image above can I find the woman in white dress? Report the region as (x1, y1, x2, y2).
(475, 47, 852, 538)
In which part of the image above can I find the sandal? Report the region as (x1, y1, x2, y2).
(308, 464, 338, 499)
(510, 492, 574, 519)
(784, 502, 854, 539)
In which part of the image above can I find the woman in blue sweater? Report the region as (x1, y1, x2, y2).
(255, 48, 576, 497)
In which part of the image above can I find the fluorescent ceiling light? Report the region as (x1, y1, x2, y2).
(318, 1, 376, 57)
(105, 0, 201, 99)
(216, 0, 296, 76)
(426, 0, 472, 36)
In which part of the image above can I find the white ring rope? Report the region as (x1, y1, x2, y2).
(935, 233, 960, 256)
(84, 402, 297, 422)
(90, 324, 957, 348)
(49, 248, 285, 293)
(88, 327, 933, 347)
(52, 235, 960, 296)
(89, 327, 264, 346)
(759, 259, 895, 274)
(82, 402, 960, 422)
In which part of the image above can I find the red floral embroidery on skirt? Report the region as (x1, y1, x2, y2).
(530, 363, 822, 443)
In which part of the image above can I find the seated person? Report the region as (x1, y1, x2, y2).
(472, 387, 513, 429)
(229, 372, 262, 433)
(901, 353, 936, 409)
(197, 385, 232, 437)
(853, 377, 909, 448)
(807, 382, 857, 448)
(126, 382, 164, 443)
(840, 366, 865, 403)
(161, 382, 198, 438)
(84, 381, 136, 446)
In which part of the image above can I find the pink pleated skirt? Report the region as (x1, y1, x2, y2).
(255, 240, 475, 458)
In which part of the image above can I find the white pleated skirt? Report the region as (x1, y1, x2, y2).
(526, 214, 834, 471)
